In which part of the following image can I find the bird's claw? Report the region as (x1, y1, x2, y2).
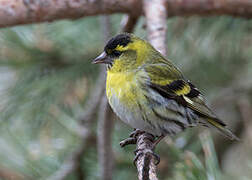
(129, 129, 145, 138)
(119, 137, 136, 147)
(120, 129, 160, 166)
(120, 129, 145, 148)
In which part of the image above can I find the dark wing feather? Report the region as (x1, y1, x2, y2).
(141, 63, 226, 126)
(139, 61, 239, 140)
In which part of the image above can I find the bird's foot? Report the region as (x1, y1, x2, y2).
(119, 129, 145, 147)
(119, 137, 136, 147)
(133, 148, 160, 166)
(129, 129, 145, 138)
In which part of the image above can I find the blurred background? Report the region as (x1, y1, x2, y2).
(0, 14, 251, 180)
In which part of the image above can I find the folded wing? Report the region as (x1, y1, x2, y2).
(140, 61, 238, 140)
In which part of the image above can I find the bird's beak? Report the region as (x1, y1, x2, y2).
(92, 51, 111, 64)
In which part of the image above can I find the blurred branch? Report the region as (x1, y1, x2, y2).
(210, 82, 248, 164)
(47, 137, 88, 180)
(237, 97, 252, 146)
(0, 0, 252, 28)
(97, 15, 114, 180)
(143, 0, 167, 55)
(120, 15, 139, 33)
(47, 69, 106, 180)
(200, 131, 220, 179)
(97, 95, 114, 180)
(78, 68, 106, 125)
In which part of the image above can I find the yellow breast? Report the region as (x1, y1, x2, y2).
(106, 71, 138, 108)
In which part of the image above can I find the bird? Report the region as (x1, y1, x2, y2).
(92, 33, 239, 144)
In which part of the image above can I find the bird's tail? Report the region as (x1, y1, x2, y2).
(207, 118, 240, 141)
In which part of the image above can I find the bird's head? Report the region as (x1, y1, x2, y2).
(92, 33, 158, 72)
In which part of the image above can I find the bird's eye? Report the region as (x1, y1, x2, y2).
(112, 50, 121, 57)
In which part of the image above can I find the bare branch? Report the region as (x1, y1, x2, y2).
(0, 0, 252, 28)
(143, 0, 167, 55)
(0, 0, 140, 28)
(120, 1, 169, 179)
(135, 133, 159, 180)
(119, 131, 160, 180)
(166, 0, 252, 18)
(120, 12, 161, 179)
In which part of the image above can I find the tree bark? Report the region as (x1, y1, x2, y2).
(144, 0, 167, 55)
(135, 133, 159, 180)
(0, 0, 252, 28)
(120, 15, 139, 33)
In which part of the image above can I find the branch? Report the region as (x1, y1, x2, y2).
(97, 94, 114, 180)
(143, 0, 167, 55)
(120, 15, 139, 33)
(48, 9, 139, 180)
(237, 97, 252, 146)
(135, 133, 159, 180)
(120, 4, 161, 179)
(0, 0, 252, 28)
(122, 1, 168, 179)
(0, 0, 140, 28)
(97, 15, 114, 180)
(119, 131, 159, 180)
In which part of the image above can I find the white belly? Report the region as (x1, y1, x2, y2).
(108, 93, 162, 136)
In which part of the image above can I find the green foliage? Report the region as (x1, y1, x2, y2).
(0, 15, 251, 180)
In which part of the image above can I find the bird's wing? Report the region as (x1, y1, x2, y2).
(140, 62, 226, 126)
(138, 61, 239, 140)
